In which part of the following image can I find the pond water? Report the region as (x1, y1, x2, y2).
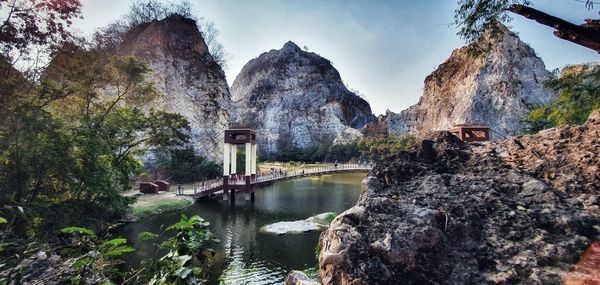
(119, 172, 366, 284)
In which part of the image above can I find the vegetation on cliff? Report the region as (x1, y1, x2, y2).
(526, 64, 600, 133)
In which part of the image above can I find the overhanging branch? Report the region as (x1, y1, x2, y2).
(508, 4, 600, 53)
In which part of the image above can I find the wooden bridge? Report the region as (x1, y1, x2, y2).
(175, 163, 372, 199)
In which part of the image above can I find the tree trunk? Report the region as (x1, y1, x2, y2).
(508, 4, 600, 53)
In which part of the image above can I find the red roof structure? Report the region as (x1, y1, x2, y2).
(154, 180, 170, 192)
(449, 125, 490, 142)
(140, 182, 159, 194)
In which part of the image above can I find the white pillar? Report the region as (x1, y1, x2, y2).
(223, 143, 230, 176)
(251, 144, 257, 175)
(230, 144, 237, 174)
(245, 142, 252, 176)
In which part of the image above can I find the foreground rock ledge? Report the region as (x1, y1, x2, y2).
(319, 111, 600, 284)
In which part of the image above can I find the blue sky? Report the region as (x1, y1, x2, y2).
(75, 0, 598, 115)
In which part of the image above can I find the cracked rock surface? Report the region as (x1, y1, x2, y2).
(319, 110, 600, 284)
(117, 15, 231, 159)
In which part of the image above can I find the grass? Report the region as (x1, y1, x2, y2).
(132, 198, 193, 218)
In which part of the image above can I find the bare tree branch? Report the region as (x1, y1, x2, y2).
(508, 4, 600, 53)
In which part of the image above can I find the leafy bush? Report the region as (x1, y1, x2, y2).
(2, 215, 218, 284)
(525, 64, 600, 133)
(138, 215, 219, 284)
(59, 227, 134, 284)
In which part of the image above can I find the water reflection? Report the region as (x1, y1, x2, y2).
(119, 173, 365, 284)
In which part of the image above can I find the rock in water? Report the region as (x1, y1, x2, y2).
(319, 111, 600, 284)
(117, 15, 230, 159)
(285, 270, 320, 285)
(261, 212, 336, 235)
(370, 25, 556, 139)
(230, 41, 374, 155)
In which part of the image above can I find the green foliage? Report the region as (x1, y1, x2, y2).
(4, 215, 218, 284)
(525, 64, 600, 133)
(358, 135, 416, 161)
(0, 47, 191, 236)
(132, 198, 193, 218)
(59, 226, 134, 284)
(309, 212, 337, 226)
(275, 136, 359, 163)
(61, 227, 97, 238)
(454, 0, 526, 45)
(1, 2, 217, 283)
(271, 135, 415, 163)
(302, 267, 320, 280)
(138, 215, 219, 285)
(454, 0, 597, 52)
(166, 147, 222, 183)
(0, 0, 82, 55)
(322, 213, 337, 224)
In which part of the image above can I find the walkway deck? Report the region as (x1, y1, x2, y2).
(176, 163, 372, 199)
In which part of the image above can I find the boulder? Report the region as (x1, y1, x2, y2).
(285, 270, 320, 285)
(319, 110, 600, 284)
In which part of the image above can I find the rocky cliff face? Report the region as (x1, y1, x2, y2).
(230, 41, 374, 155)
(375, 26, 556, 139)
(319, 110, 600, 284)
(117, 15, 230, 159)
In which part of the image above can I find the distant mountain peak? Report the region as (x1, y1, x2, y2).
(369, 25, 556, 139)
(230, 43, 374, 154)
(282, 41, 301, 52)
(115, 14, 230, 160)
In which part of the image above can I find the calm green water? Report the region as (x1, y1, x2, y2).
(119, 172, 365, 284)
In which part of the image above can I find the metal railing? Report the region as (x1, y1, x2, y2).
(176, 163, 372, 196)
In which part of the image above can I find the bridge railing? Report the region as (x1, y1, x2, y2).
(176, 163, 373, 196)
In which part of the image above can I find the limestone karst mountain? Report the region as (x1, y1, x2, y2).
(230, 41, 374, 156)
(369, 25, 556, 139)
(116, 15, 230, 159)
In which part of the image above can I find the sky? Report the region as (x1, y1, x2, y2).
(74, 0, 598, 115)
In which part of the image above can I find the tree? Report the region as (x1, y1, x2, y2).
(198, 19, 230, 68)
(166, 147, 222, 183)
(126, 0, 194, 27)
(0, 45, 192, 235)
(0, 0, 81, 54)
(525, 64, 600, 132)
(454, 0, 600, 53)
(94, 0, 230, 67)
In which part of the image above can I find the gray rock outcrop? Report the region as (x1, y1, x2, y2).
(230, 41, 374, 155)
(319, 110, 600, 284)
(117, 15, 230, 159)
(375, 25, 556, 139)
(285, 271, 320, 285)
